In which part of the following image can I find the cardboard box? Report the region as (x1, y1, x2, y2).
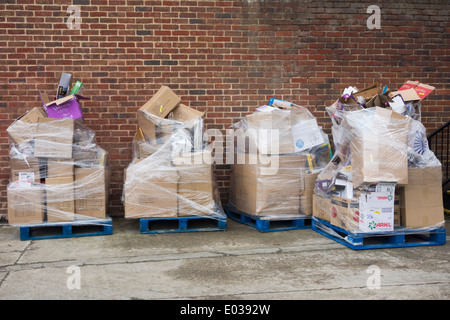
(348, 107, 411, 187)
(358, 182, 395, 233)
(170, 103, 205, 123)
(7, 184, 45, 225)
(174, 159, 215, 216)
(47, 159, 74, 179)
(399, 166, 444, 228)
(46, 176, 75, 222)
(177, 180, 214, 217)
(7, 107, 48, 145)
(232, 154, 305, 216)
(124, 167, 178, 218)
(34, 118, 75, 159)
(312, 194, 332, 222)
(40, 92, 86, 120)
(244, 109, 324, 155)
(329, 194, 360, 232)
(299, 172, 319, 216)
(10, 157, 42, 184)
(138, 86, 181, 142)
(74, 167, 107, 219)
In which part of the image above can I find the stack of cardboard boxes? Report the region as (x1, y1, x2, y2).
(228, 104, 331, 217)
(313, 81, 444, 233)
(7, 107, 110, 225)
(123, 86, 223, 219)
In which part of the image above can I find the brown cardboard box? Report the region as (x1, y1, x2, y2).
(399, 166, 444, 228)
(171, 103, 205, 123)
(10, 157, 42, 183)
(177, 180, 214, 217)
(34, 118, 75, 159)
(74, 167, 108, 219)
(47, 159, 74, 179)
(46, 177, 75, 222)
(124, 167, 178, 218)
(7, 107, 48, 145)
(312, 194, 332, 222)
(232, 154, 305, 216)
(299, 172, 319, 216)
(173, 152, 215, 216)
(329, 194, 359, 232)
(45, 160, 75, 222)
(349, 107, 410, 187)
(245, 110, 295, 154)
(138, 86, 181, 142)
(7, 185, 45, 225)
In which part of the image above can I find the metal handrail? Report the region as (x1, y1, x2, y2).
(427, 121, 450, 187)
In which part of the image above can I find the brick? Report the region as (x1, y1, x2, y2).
(0, 0, 448, 219)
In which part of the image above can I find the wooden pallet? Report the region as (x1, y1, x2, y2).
(312, 217, 446, 250)
(19, 218, 113, 241)
(225, 206, 311, 232)
(139, 214, 227, 234)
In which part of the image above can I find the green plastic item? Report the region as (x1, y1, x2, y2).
(70, 80, 84, 95)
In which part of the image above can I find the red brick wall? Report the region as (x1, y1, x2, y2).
(1, 0, 449, 218)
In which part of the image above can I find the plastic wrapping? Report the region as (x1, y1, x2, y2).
(313, 84, 445, 235)
(228, 106, 331, 217)
(122, 90, 225, 220)
(6, 108, 111, 226)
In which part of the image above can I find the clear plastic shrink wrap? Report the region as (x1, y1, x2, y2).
(6, 108, 111, 226)
(122, 86, 225, 220)
(227, 105, 331, 217)
(313, 83, 445, 237)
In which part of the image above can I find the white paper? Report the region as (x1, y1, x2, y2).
(291, 119, 325, 153)
(18, 172, 34, 188)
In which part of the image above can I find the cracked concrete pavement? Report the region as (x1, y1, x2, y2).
(0, 217, 449, 300)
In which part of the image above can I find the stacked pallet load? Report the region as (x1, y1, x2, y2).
(312, 82, 446, 249)
(226, 100, 331, 232)
(6, 98, 112, 240)
(122, 86, 226, 233)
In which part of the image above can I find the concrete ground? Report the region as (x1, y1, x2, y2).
(0, 216, 449, 301)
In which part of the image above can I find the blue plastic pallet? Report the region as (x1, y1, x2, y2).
(19, 218, 113, 241)
(225, 206, 311, 232)
(140, 215, 227, 234)
(311, 217, 446, 250)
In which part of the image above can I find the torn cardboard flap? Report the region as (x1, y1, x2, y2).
(390, 80, 435, 101)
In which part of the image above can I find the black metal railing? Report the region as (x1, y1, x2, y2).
(427, 121, 450, 187)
